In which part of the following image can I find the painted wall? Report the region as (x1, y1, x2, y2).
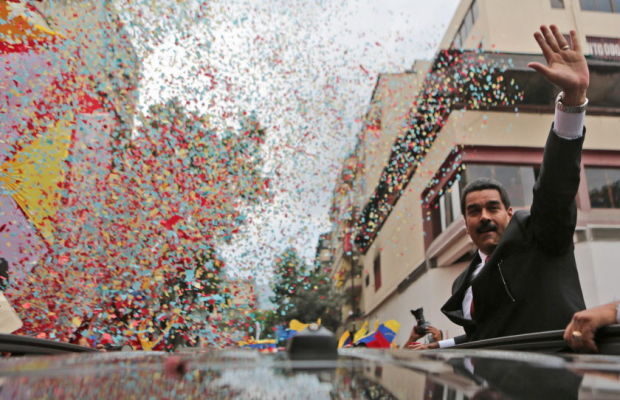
(440, 0, 620, 55)
(576, 240, 620, 307)
(365, 262, 467, 347)
(360, 70, 428, 204)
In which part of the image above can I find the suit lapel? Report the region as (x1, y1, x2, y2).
(459, 253, 482, 291)
(441, 253, 481, 326)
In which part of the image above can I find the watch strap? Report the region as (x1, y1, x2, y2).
(556, 91, 588, 113)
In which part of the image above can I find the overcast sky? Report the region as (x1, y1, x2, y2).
(123, 0, 460, 298)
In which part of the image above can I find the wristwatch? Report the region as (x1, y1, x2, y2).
(556, 91, 588, 113)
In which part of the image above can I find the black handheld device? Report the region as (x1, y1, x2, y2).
(410, 307, 430, 334)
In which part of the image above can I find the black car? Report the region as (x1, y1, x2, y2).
(0, 327, 619, 399)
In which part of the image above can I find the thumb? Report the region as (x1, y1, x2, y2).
(528, 62, 553, 77)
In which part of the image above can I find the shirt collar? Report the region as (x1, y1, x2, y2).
(477, 249, 489, 264)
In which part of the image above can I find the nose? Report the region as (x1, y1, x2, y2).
(480, 208, 492, 221)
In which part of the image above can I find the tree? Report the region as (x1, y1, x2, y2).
(269, 248, 343, 333)
(251, 309, 278, 340)
(286, 270, 343, 332)
(270, 248, 306, 318)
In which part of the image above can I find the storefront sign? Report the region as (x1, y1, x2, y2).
(586, 36, 620, 61)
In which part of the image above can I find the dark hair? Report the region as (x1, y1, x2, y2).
(460, 178, 511, 215)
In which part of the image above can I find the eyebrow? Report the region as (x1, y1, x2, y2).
(466, 204, 480, 212)
(466, 200, 502, 211)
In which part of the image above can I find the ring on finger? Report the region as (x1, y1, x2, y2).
(571, 330, 583, 341)
(561, 45, 570, 50)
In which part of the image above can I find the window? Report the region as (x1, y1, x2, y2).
(551, 0, 565, 8)
(580, 0, 619, 12)
(430, 202, 442, 240)
(451, 0, 479, 49)
(586, 167, 620, 208)
(373, 253, 381, 291)
(443, 187, 455, 228)
(461, 164, 538, 208)
(427, 181, 461, 241)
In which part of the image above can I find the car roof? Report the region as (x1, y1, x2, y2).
(0, 346, 619, 399)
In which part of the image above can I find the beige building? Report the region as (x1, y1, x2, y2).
(328, 0, 620, 347)
(326, 70, 431, 333)
(325, 153, 361, 331)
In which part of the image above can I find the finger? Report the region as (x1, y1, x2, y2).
(551, 25, 569, 50)
(533, 32, 554, 63)
(582, 338, 599, 353)
(570, 30, 582, 53)
(568, 334, 589, 352)
(541, 25, 561, 52)
(528, 62, 554, 78)
(563, 324, 572, 342)
(571, 329, 598, 353)
(570, 340, 586, 352)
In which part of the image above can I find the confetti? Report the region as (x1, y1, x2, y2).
(0, 0, 484, 349)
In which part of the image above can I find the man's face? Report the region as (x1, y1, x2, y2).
(463, 189, 513, 255)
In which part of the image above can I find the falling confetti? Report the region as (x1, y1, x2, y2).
(0, 0, 526, 349)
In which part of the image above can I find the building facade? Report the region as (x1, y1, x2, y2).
(326, 69, 431, 334)
(329, 0, 620, 346)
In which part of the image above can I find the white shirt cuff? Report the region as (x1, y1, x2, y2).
(438, 338, 456, 348)
(553, 108, 585, 140)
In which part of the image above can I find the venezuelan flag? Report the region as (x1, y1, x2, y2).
(355, 320, 400, 348)
(352, 320, 369, 343)
(338, 331, 353, 348)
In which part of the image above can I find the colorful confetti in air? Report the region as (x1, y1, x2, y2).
(0, 0, 527, 349)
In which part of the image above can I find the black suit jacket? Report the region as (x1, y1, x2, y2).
(441, 127, 586, 342)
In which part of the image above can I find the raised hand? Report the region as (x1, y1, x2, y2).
(527, 25, 589, 106)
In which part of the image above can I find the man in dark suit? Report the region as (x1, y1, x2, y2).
(411, 24, 589, 349)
